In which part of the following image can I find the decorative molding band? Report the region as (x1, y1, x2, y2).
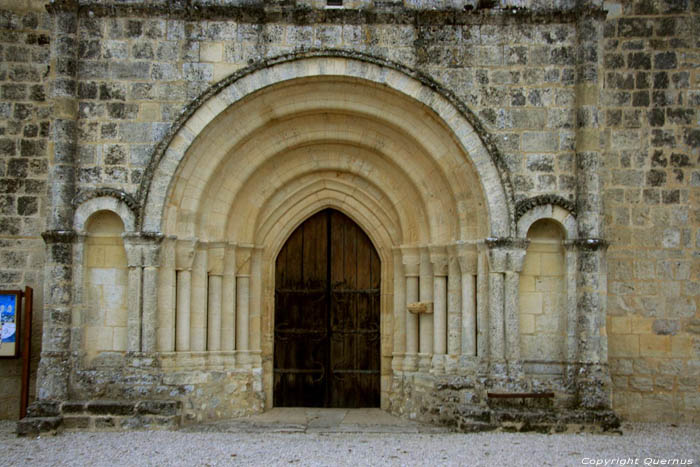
(46, 0, 608, 23)
(72, 188, 139, 213)
(41, 230, 77, 244)
(515, 195, 576, 221)
(573, 238, 608, 251)
(485, 237, 529, 250)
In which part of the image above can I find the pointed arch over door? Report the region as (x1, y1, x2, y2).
(274, 209, 381, 408)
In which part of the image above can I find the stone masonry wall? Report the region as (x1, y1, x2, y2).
(0, 0, 50, 420)
(603, 0, 700, 423)
(0, 0, 698, 423)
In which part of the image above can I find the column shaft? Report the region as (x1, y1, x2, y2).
(222, 274, 236, 351)
(236, 276, 250, 351)
(208, 275, 222, 351)
(461, 273, 476, 357)
(222, 245, 236, 351)
(447, 258, 462, 356)
(157, 240, 176, 352)
(504, 271, 520, 363)
(405, 275, 419, 367)
(419, 255, 433, 356)
(190, 248, 208, 351)
(476, 251, 489, 359)
(249, 248, 262, 355)
(141, 266, 158, 352)
(176, 270, 191, 351)
(127, 267, 142, 352)
(392, 254, 406, 369)
(433, 275, 447, 355)
(488, 272, 505, 361)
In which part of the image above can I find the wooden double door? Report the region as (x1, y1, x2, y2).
(274, 209, 380, 407)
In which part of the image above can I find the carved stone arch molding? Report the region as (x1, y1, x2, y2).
(73, 188, 138, 233)
(515, 195, 578, 240)
(138, 50, 514, 238)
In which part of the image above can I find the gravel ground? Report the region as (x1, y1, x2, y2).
(1, 421, 698, 467)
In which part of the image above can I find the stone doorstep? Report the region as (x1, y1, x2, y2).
(451, 406, 621, 434)
(18, 400, 183, 435)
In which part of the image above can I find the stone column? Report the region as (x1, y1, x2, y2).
(392, 249, 406, 372)
(37, 3, 79, 400)
(236, 245, 253, 365)
(70, 234, 86, 354)
(573, 11, 612, 410)
(458, 244, 477, 368)
(221, 243, 236, 351)
(38, 231, 76, 400)
(207, 243, 225, 352)
(175, 240, 197, 351)
(418, 248, 433, 371)
(140, 234, 163, 353)
(564, 241, 578, 385)
(157, 237, 177, 352)
(123, 237, 143, 353)
(476, 244, 489, 369)
(190, 246, 208, 351)
(505, 242, 527, 378)
(402, 247, 420, 371)
(575, 239, 612, 409)
(445, 246, 462, 374)
(486, 238, 528, 379)
(249, 247, 263, 367)
(430, 246, 448, 374)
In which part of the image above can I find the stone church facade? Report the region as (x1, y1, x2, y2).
(0, 0, 698, 430)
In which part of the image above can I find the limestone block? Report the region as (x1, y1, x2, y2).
(519, 292, 542, 314)
(639, 335, 670, 357)
(519, 314, 535, 335)
(608, 335, 639, 357)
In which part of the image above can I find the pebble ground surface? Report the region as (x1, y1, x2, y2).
(1, 412, 698, 467)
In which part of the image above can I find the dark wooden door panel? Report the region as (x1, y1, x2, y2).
(274, 209, 380, 408)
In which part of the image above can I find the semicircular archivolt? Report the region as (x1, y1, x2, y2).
(163, 79, 490, 244)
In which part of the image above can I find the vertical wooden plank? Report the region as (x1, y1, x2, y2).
(20, 287, 32, 419)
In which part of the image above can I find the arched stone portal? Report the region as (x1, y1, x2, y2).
(138, 55, 510, 413)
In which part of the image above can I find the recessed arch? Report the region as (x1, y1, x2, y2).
(141, 53, 513, 239)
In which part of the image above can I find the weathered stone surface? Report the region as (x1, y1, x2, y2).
(0, 0, 696, 428)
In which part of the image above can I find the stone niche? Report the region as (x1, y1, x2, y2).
(519, 219, 568, 372)
(83, 211, 129, 363)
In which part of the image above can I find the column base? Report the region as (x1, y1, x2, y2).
(457, 355, 478, 375)
(403, 353, 418, 371)
(418, 353, 432, 372)
(391, 353, 405, 372)
(506, 360, 524, 379)
(444, 354, 459, 374)
(575, 362, 613, 409)
(431, 354, 445, 374)
(36, 351, 71, 400)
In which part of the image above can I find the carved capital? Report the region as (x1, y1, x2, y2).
(175, 239, 198, 270)
(429, 245, 448, 276)
(400, 246, 421, 276)
(41, 230, 76, 244)
(573, 238, 609, 251)
(485, 237, 529, 273)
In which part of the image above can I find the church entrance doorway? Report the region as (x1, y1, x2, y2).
(274, 209, 381, 408)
